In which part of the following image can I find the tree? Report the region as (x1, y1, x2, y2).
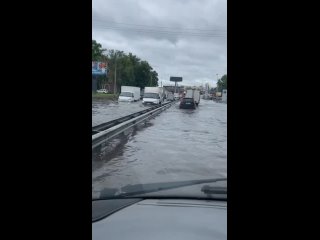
(134, 61, 152, 88)
(217, 74, 227, 91)
(150, 70, 159, 87)
(92, 40, 107, 61)
(92, 40, 159, 92)
(92, 40, 108, 90)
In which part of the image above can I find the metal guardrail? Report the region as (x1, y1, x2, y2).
(92, 101, 174, 134)
(92, 101, 174, 149)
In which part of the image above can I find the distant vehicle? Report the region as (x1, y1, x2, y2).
(174, 93, 180, 100)
(214, 91, 222, 101)
(179, 97, 196, 109)
(186, 89, 201, 106)
(193, 90, 200, 106)
(142, 87, 164, 105)
(118, 86, 141, 102)
(97, 89, 108, 94)
(167, 92, 174, 101)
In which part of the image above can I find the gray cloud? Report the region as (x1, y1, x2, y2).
(93, 0, 227, 87)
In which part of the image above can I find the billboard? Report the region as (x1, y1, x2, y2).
(170, 76, 183, 82)
(92, 61, 108, 76)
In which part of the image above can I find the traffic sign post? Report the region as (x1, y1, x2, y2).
(170, 76, 183, 93)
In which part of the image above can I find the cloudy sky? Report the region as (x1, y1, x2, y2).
(92, 0, 226, 87)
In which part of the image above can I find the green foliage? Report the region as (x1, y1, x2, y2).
(92, 40, 159, 93)
(92, 40, 107, 61)
(217, 74, 227, 91)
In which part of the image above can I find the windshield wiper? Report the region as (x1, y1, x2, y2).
(201, 185, 227, 194)
(95, 177, 227, 200)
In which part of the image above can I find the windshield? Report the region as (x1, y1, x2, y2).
(120, 92, 133, 97)
(92, 0, 227, 201)
(143, 93, 160, 99)
(92, 98, 227, 200)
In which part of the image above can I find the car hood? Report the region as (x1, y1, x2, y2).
(93, 198, 227, 240)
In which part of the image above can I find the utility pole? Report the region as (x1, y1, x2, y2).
(216, 74, 219, 90)
(114, 56, 117, 94)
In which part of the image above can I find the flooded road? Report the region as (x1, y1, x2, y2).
(92, 100, 149, 127)
(92, 100, 227, 197)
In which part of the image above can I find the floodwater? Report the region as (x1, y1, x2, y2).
(92, 99, 227, 198)
(92, 100, 150, 127)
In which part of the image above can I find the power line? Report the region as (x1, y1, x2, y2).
(93, 24, 227, 38)
(92, 19, 226, 33)
(93, 23, 226, 35)
(93, 25, 226, 37)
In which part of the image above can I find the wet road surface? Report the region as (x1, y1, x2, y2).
(92, 100, 150, 127)
(92, 100, 227, 197)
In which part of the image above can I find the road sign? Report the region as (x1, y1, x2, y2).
(170, 77, 183, 82)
